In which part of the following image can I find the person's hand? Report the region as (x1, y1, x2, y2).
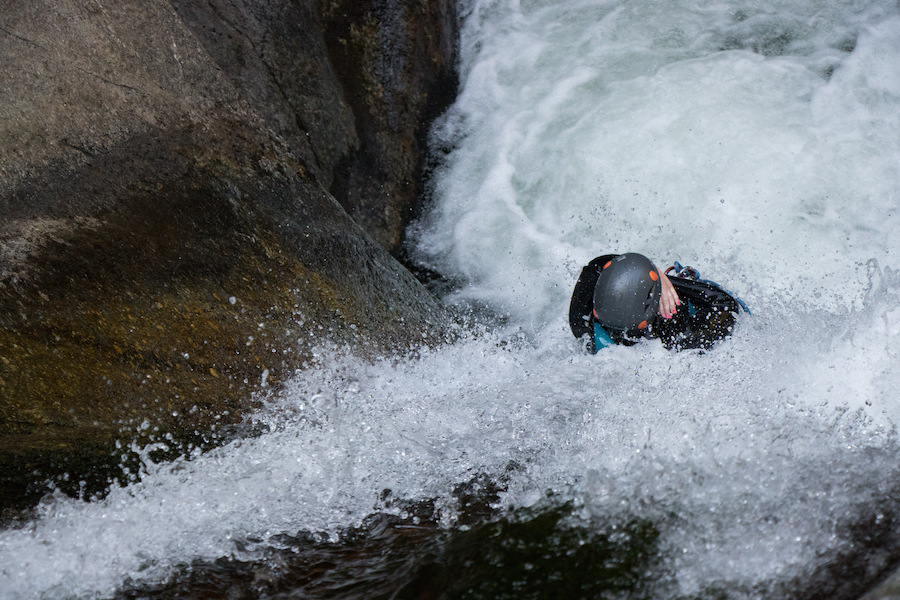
(658, 270, 681, 319)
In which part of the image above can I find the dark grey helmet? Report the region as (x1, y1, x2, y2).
(592, 253, 661, 337)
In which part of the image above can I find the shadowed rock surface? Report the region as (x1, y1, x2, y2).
(169, 0, 459, 250)
(0, 0, 457, 510)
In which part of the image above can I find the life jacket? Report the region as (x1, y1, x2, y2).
(568, 256, 748, 353)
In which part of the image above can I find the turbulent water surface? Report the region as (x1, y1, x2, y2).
(3, 0, 900, 598)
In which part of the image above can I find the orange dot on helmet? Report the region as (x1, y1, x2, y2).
(638, 320, 648, 329)
(603, 260, 612, 269)
(649, 270, 658, 281)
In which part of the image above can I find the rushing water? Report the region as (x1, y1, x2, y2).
(3, 0, 900, 598)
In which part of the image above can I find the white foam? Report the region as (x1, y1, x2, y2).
(2, 285, 899, 598)
(413, 0, 900, 324)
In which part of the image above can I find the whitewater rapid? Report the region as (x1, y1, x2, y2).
(2, 0, 900, 598)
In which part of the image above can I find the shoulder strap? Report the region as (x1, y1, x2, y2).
(667, 263, 750, 314)
(669, 277, 743, 314)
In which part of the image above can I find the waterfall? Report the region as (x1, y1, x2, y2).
(2, 0, 900, 597)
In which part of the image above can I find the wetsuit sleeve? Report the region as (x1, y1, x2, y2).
(654, 277, 742, 350)
(569, 254, 616, 341)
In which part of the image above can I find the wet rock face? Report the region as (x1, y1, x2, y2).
(169, 0, 460, 251)
(167, 0, 358, 191)
(0, 0, 456, 510)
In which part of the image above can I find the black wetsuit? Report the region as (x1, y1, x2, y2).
(569, 255, 744, 352)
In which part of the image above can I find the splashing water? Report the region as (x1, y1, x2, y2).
(3, 0, 900, 598)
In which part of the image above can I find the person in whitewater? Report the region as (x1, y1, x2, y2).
(569, 253, 749, 352)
